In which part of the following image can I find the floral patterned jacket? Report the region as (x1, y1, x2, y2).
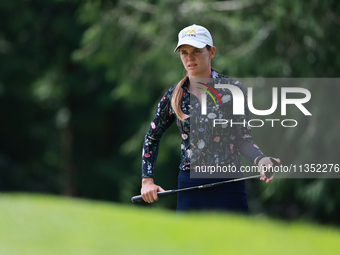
(142, 70, 262, 179)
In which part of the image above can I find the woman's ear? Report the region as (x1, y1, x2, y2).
(210, 46, 216, 59)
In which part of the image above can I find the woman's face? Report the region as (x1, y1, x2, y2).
(179, 45, 216, 78)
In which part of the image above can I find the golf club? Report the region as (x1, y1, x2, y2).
(131, 157, 280, 203)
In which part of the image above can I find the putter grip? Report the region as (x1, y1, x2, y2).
(131, 190, 175, 203)
(270, 157, 281, 166)
(264, 157, 281, 178)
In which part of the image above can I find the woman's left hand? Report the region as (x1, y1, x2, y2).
(258, 157, 281, 183)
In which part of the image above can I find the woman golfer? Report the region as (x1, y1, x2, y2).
(141, 24, 280, 212)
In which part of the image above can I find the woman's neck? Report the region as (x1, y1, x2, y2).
(188, 69, 212, 80)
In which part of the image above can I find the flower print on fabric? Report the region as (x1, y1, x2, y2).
(197, 140, 205, 149)
(230, 144, 234, 154)
(213, 136, 220, 142)
(207, 113, 216, 119)
(182, 134, 188, 140)
(142, 86, 176, 178)
(221, 95, 231, 103)
(142, 70, 257, 179)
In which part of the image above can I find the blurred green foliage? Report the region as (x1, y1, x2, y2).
(0, 0, 339, 223)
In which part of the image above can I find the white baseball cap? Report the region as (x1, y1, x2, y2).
(174, 24, 213, 52)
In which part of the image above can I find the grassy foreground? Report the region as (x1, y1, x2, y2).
(0, 193, 339, 255)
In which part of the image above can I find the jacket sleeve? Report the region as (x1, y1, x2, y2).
(231, 81, 266, 163)
(236, 139, 266, 164)
(141, 88, 176, 179)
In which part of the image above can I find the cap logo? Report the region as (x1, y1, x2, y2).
(182, 29, 196, 38)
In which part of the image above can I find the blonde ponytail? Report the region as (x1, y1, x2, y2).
(171, 76, 189, 121)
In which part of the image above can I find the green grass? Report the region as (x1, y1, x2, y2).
(0, 193, 339, 255)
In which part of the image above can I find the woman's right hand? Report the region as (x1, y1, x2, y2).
(141, 178, 165, 203)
